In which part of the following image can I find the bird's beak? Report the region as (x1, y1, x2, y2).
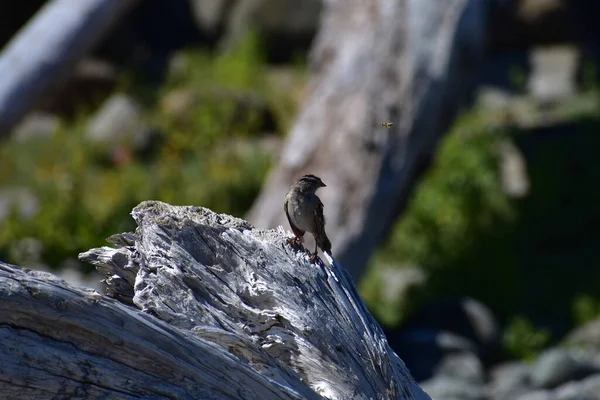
(320, 182, 327, 187)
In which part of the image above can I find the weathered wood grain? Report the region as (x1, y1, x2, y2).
(0, 201, 430, 399)
(0, 264, 315, 399)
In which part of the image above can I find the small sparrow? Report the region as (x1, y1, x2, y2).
(284, 174, 332, 261)
(381, 122, 393, 128)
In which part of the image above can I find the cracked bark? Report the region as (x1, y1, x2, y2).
(0, 201, 430, 400)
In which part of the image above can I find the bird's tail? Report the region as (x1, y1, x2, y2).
(318, 234, 332, 254)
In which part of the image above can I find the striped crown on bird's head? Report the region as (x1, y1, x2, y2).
(295, 174, 327, 192)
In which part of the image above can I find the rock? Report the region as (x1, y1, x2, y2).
(435, 352, 485, 385)
(489, 361, 532, 400)
(376, 264, 426, 307)
(388, 328, 478, 382)
(530, 348, 596, 388)
(436, 331, 481, 354)
(477, 86, 513, 110)
(552, 373, 600, 399)
(85, 93, 158, 155)
(514, 390, 553, 400)
(499, 139, 530, 198)
(8, 237, 44, 267)
(39, 58, 118, 118)
(86, 94, 164, 164)
(160, 87, 277, 134)
(191, 0, 231, 33)
(86, 94, 143, 142)
(519, 0, 564, 20)
(400, 297, 501, 364)
(388, 297, 500, 382)
(12, 112, 59, 141)
(0, 187, 39, 221)
(566, 317, 600, 348)
(166, 52, 188, 80)
(528, 46, 579, 103)
(509, 373, 600, 400)
(420, 376, 485, 400)
(250, 0, 322, 36)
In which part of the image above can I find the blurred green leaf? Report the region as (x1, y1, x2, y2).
(0, 31, 302, 272)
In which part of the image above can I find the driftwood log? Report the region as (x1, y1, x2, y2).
(247, 0, 490, 279)
(0, 0, 139, 137)
(0, 201, 431, 400)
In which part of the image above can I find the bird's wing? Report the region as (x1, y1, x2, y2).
(314, 198, 332, 253)
(284, 197, 305, 237)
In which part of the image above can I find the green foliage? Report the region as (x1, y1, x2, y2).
(572, 294, 600, 326)
(0, 32, 300, 271)
(362, 111, 517, 325)
(160, 30, 300, 135)
(509, 66, 527, 94)
(504, 316, 550, 360)
(362, 92, 600, 359)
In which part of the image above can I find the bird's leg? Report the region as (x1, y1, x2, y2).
(309, 243, 319, 262)
(287, 236, 303, 245)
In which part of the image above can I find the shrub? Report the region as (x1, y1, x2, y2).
(0, 32, 301, 272)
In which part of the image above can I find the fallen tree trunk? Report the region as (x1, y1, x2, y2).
(0, 0, 139, 137)
(0, 201, 431, 400)
(247, 0, 490, 279)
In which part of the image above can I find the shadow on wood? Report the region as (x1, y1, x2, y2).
(0, 201, 430, 399)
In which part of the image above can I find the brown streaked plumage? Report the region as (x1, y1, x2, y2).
(284, 174, 332, 261)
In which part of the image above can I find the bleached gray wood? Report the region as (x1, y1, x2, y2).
(247, 0, 490, 279)
(0, 0, 139, 137)
(0, 264, 315, 400)
(0, 201, 431, 399)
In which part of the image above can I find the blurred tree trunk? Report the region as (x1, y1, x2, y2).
(0, 0, 139, 137)
(247, 0, 490, 279)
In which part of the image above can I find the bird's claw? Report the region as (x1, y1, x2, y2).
(308, 252, 319, 263)
(287, 236, 303, 246)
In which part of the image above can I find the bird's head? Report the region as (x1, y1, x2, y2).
(296, 174, 326, 193)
